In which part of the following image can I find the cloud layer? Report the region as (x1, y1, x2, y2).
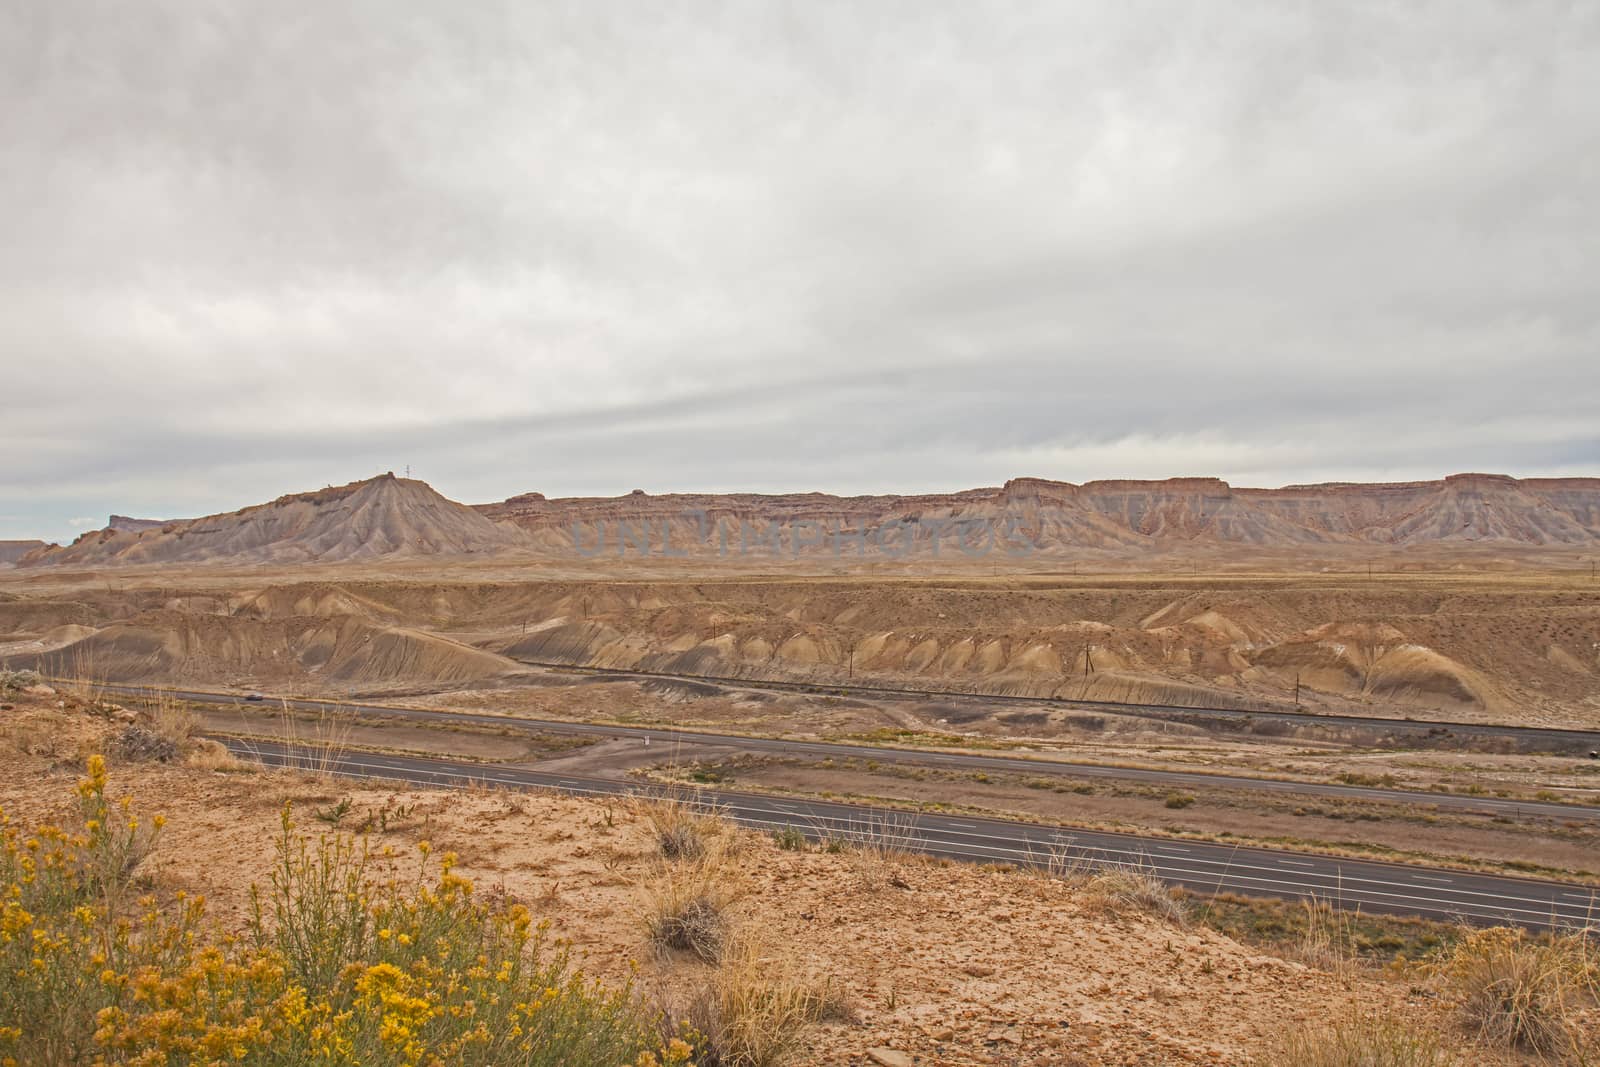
(4, 1, 1598, 540)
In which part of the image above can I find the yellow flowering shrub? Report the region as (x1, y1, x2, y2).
(0, 759, 697, 1067)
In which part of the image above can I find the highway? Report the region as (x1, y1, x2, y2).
(505, 658, 1600, 752)
(116, 685, 1600, 824)
(220, 736, 1600, 932)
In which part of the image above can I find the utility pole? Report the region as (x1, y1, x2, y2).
(848, 649, 854, 680)
(1294, 672, 1300, 707)
(1083, 645, 1094, 678)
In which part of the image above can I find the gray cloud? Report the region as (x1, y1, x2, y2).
(3, 1, 1598, 541)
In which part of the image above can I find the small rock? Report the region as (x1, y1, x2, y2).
(23, 684, 55, 696)
(961, 963, 995, 977)
(930, 1027, 955, 1042)
(867, 1050, 913, 1067)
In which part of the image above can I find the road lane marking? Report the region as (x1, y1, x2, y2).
(221, 741, 1600, 927)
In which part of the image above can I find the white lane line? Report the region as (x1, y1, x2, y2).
(1279, 860, 1316, 868)
(1416, 876, 1455, 885)
(1158, 846, 1192, 854)
(230, 745, 1600, 925)
(948, 822, 979, 829)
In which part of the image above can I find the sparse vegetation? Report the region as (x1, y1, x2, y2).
(1194, 893, 1455, 963)
(1266, 1011, 1455, 1067)
(640, 838, 746, 964)
(312, 795, 354, 825)
(680, 934, 850, 1067)
(1434, 926, 1598, 1058)
(110, 724, 180, 763)
(0, 760, 693, 1067)
(1080, 864, 1188, 925)
(635, 791, 726, 861)
(770, 826, 808, 851)
(0, 669, 43, 693)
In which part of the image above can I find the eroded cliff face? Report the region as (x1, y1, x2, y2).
(20, 474, 1600, 570)
(22, 475, 530, 567)
(478, 474, 1600, 554)
(0, 541, 45, 565)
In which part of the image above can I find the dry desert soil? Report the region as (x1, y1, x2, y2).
(0, 690, 1566, 1067)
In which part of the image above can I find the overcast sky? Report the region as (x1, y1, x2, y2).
(3, 2, 1598, 542)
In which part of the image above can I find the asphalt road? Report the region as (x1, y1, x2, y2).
(220, 736, 1600, 932)
(119, 685, 1600, 823)
(508, 658, 1600, 751)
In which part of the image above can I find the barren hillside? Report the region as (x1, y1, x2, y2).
(0, 540, 44, 565)
(480, 473, 1600, 556)
(4, 574, 1597, 724)
(20, 472, 1600, 571)
(22, 474, 527, 567)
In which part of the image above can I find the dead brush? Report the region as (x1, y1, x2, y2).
(143, 689, 197, 748)
(640, 839, 746, 964)
(269, 701, 352, 779)
(1079, 863, 1188, 926)
(1434, 925, 1597, 1059)
(634, 790, 727, 861)
(679, 933, 849, 1067)
(1264, 1010, 1457, 1067)
(1293, 898, 1362, 978)
(823, 812, 920, 892)
(185, 738, 252, 773)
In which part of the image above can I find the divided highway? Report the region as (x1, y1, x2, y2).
(505, 659, 1600, 752)
(117, 685, 1600, 824)
(222, 736, 1600, 932)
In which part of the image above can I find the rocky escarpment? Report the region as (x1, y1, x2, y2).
(478, 473, 1600, 553)
(0, 541, 45, 565)
(22, 475, 529, 567)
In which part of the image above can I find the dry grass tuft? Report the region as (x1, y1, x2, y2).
(186, 737, 252, 773)
(1435, 926, 1597, 1058)
(144, 689, 197, 747)
(1080, 864, 1188, 926)
(823, 812, 920, 892)
(235, 701, 352, 778)
(680, 934, 848, 1067)
(1290, 898, 1367, 978)
(1265, 1011, 1456, 1066)
(640, 839, 747, 964)
(634, 790, 727, 861)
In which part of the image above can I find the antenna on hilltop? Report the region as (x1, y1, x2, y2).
(405, 465, 411, 479)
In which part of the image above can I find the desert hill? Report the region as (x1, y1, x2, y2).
(0, 541, 45, 565)
(21, 474, 528, 567)
(480, 472, 1600, 555)
(18, 472, 1600, 569)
